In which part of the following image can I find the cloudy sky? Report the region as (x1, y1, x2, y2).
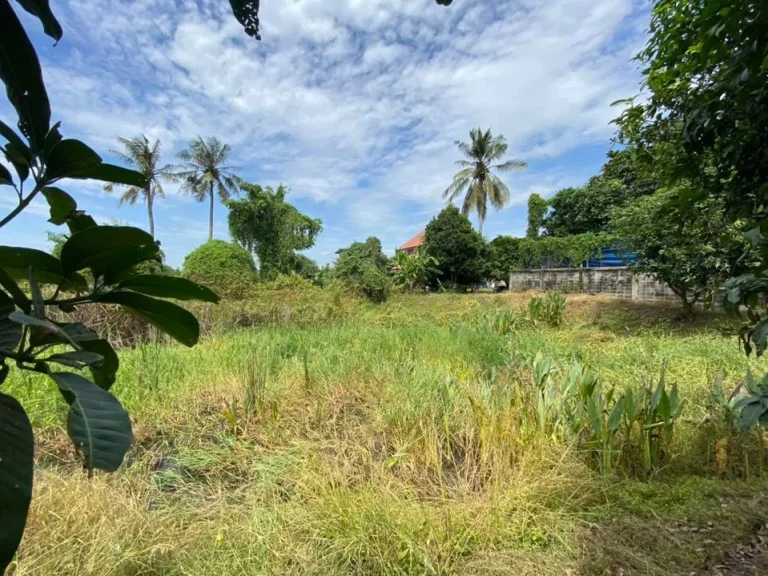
(1, 0, 649, 268)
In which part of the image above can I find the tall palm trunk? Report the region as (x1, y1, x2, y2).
(208, 181, 214, 241)
(478, 218, 483, 237)
(146, 189, 155, 238)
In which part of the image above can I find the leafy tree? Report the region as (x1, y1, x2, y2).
(614, 0, 768, 351)
(526, 193, 548, 239)
(103, 135, 173, 238)
(183, 240, 258, 298)
(544, 176, 630, 236)
(424, 206, 487, 287)
(602, 148, 660, 200)
(0, 2, 218, 569)
(443, 128, 526, 235)
(611, 188, 747, 313)
(226, 183, 322, 281)
(486, 236, 522, 280)
(293, 253, 320, 281)
(174, 136, 240, 241)
(334, 237, 392, 302)
(393, 250, 441, 292)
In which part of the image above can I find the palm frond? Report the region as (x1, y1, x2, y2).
(493, 159, 527, 173)
(118, 187, 142, 205)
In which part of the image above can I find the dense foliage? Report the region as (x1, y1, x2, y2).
(516, 233, 610, 270)
(227, 183, 322, 281)
(611, 189, 747, 311)
(334, 237, 391, 302)
(614, 0, 768, 352)
(525, 193, 547, 239)
(443, 128, 526, 235)
(424, 206, 486, 287)
(544, 176, 630, 236)
(392, 250, 441, 292)
(486, 236, 521, 281)
(182, 240, 258, 297)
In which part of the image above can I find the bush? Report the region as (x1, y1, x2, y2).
(260, 272, 317, 292)
(358, 264, 391, 303)
(183, 240, 258, 298)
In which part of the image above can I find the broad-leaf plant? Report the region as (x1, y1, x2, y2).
(0, 0, 224, 570)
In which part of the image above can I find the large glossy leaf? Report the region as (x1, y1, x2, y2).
(0, 289, 21, 354)
(0, 392, 33, 573)
(45, 139, 101, 181)
(66, 212, 98, 235)
(81, 163, 147, 188)
(49, 372, 132, 472)
(60, 226, 154, 275)
(118, 275, 220, 303)
(15, 0, 63, 42)
(42, 187, 77, 225)
(79, 338, 118, 390)
(0, 245, 86, 290)
(96, 291, 200, 347)
(46, 350, 104, 369)
(0, 164, 12, 186)
(3, 142, 30, 182)
(101, 243, 161, 284)
(0, 120, 29, 155)
(0, 0, 50, 153)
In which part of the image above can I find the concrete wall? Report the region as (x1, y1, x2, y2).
(508, 267, 680, 303)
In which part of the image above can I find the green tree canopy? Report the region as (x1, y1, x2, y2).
(611, 188, 747, 312)
(526, 193, 548, 239)
(226, 183, 322, 281)
(424, 206, 487, 286)
(544, 176, 629, 237)
(486, 236, 522, 281)
(614, 0, 768, 350)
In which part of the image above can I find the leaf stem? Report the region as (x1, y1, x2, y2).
(0, 181, 44, 229)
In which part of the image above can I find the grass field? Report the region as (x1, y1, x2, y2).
(6, 292, 768, 575)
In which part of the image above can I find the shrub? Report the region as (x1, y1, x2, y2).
(424, 207, 487, 287)
(359, 264, 391, 303)
(183, 240, 258, 298)
(260, 272, 317, 292)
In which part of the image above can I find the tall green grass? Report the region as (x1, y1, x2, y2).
(7, 293, 768, 575)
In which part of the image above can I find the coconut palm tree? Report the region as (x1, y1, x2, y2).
(104, 135, 173, 238)
(443, 128, 527, 235)
(173, 136, 241, 241)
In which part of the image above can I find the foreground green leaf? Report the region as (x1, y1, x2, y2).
(45, 138, 101, 181)
(0, 0, 50, 152)
(14, 0, 63, 42)
(0, 245, 86, 290)
(78, 338, 118, 390)
(81, 163, 147, 188)
(42, 187, 77, 225)
(60, 226, 154, 275)
(0, 392, 34, 573)
(100, 243, 161, 285)
(49, 372, 133, 472)
(96, 291, 200, 346)
(118, 275, 220, 303)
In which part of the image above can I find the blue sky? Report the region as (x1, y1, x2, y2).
(1, 0, 649, 268)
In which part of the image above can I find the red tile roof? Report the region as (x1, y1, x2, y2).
(398, 230, 425, 251)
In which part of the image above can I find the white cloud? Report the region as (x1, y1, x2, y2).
(1, 0, 648, 265)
